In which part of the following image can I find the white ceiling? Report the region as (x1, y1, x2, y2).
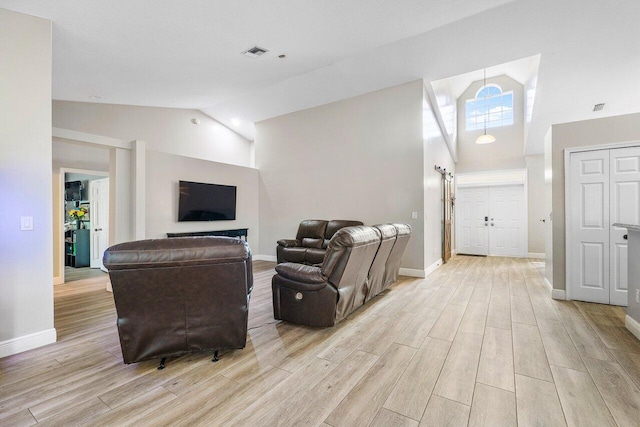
(2, 0, 640, 154)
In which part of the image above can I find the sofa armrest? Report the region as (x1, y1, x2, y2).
(277, 239, 300, 248)
(275, 263, 327, 286)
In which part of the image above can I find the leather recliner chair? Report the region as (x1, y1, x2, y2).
(276, 219, 363, 265)
(272, 224, 411, 327)
(103, 236, 253, 366)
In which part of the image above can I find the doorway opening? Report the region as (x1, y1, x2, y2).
(60, 169, 109, 283)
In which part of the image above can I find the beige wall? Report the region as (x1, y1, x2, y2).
(53, 101, 252, 167)
(456, 75, 525, 173)
(145, 151, 259, 251)
(550, 112, 640, 291)
(526, 155, 545, 254)
(423, 87, 456, 268)
(0, 9, 54, 353)
(255, 80, 426, 271)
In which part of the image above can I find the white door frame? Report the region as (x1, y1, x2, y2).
(455, 169, 528, 258)
(563, 141, 640, 302)
(58, 168, 108, 284)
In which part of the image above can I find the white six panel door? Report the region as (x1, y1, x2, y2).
(456, 187, 489, 255)
(489, 185, 525, 257)
(570, 150, 610, 304)
(609, 147, 640, 305)
(89, 178, 110, 271)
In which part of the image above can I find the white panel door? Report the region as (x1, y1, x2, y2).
(456, 187, 489, 255)
(489, 185, 525, 257)
(609, 147, 640, 305)
(89, 178, 110, 271)
(570, 150, 610, 304)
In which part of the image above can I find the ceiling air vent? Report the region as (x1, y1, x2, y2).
(242, 46, 269, 58)
(593, 103, 606, 112)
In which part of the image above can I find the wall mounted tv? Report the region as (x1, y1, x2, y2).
(178, 180, 237, 222)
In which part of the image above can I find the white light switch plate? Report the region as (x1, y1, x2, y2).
(411, 211, 418, 219)
(20, 216, 33, 231)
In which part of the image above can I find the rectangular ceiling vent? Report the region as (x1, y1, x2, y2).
(242, 46, 269, 58)
(593, 103, 606, 112)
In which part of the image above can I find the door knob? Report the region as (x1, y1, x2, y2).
(95, 228, 102, 232)
(624, 234, 628, 240)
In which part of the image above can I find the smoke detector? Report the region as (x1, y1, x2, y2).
(593, 103, 606, 112)
(242, 46, 269, 58)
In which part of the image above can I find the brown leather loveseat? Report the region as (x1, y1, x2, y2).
(103, 236, 253, 367)
(272, 223, 411, 327)
(276, 220, 363, 265)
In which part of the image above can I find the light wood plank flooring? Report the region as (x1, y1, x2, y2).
(2, 256, 640, 426)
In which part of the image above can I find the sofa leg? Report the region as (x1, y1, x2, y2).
(212, 350, 219, 362)
(157, 357, 166, 370)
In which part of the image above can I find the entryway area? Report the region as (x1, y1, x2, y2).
(455, 170, 527, 258)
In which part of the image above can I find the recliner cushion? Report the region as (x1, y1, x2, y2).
(279, 247, 307, 263)
(324, 220, 364, 240)
(306, 248, 326, 265)
(301, 237, 323, 249)
(296, 220, 328, 240)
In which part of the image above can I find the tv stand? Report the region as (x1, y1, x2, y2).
(167, 228, 248, 241)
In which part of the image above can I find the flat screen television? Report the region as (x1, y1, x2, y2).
(178, 180, 237, 222)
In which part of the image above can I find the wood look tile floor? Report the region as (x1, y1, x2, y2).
(2, 256, 640, 426)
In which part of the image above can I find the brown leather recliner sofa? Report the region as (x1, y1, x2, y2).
(276, 219, 363, 265)
(272, 223, 411, 327)
(103, 236, 253, 367)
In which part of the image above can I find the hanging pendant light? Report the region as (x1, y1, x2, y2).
(476, 68, 496, 144)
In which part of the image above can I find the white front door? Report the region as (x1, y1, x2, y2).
(89, 178, 110, 271)
(456, 187, 489, 255)
(456, 184, 526, 257)
(489, 185, 526, 257)
(609, 147, 640, 305)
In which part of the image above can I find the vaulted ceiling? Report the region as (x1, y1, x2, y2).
(2, 0, 639, 154)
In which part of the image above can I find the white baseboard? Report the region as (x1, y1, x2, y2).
(399, 268, 426, 278)
(425, 259, 443, 277)
(254, 254, 277, 262)
(543, 277, 567, 300)
(53, 276, 63, 285)
(527, 252, 545, 259)
(626, 315, 640, 341)
(0, 328, 57, 358)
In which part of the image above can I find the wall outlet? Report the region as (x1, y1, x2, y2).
(411, 211, 418, 219)
(636, 289, 640, 304)
(20, 216, 33, 231)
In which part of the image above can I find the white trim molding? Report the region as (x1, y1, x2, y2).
(254, 254, 277, 263)
(399, 268, 426, 278)
(527, 252, 545, 259)
(0, 328, 57, 358)
(544, 277, 567, 300)
(626, 315, 640, 341)
(425, 259, 443, 277)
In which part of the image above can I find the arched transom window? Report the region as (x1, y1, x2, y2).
(465, 84, 514, 131)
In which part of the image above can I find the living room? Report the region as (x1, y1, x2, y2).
(2, 1, 640, 425)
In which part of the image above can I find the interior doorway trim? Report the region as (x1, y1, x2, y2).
(563, 141, 640, 302)
(57, 168, 108, 285)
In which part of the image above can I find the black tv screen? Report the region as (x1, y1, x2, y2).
(178, 180, 237, 221)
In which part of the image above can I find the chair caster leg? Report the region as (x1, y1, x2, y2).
(158, 357, 166, 370)
(212, 351, 219, 362)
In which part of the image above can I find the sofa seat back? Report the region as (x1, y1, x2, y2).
(321, 226, 381, 322)
(365, 224, 398, 301)
(104, 236, 252, 364)
(383, 223, 412, 289)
